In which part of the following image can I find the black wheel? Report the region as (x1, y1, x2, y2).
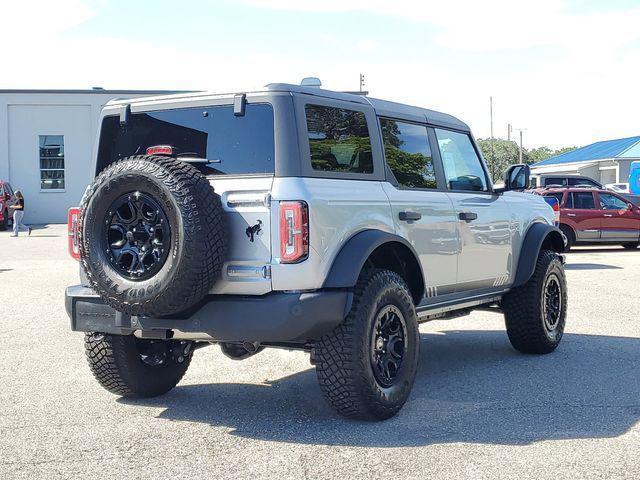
(559, 224, 575, 252)
(622, 243, 639, 249)
(84, 333, 193, 398)
(315, 269, 419, 420)
(502, 250, 567, 354)
(0, 210, 7, 231)
(80, 155, 227, 317)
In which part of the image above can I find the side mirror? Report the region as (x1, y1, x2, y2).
(495, 164, 530, 193)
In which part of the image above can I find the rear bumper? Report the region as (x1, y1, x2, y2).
(65, 285, 351, 343)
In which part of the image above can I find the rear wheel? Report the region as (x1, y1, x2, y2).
(314, 269, 420, 420)
(622, 242, 639, 249)
(502, 250, 567, 354)
(559, 224, 575, 252)
(84, 333, 193, 398)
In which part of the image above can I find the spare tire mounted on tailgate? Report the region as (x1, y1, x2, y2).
(80, 155, 227, 317)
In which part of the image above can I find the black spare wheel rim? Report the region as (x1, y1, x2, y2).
(542, 273, 562, 336)
(370, 304, 408, 387)
(104, 191, 171, 280)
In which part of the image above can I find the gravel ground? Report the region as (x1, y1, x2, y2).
(1, 224, 638, 479)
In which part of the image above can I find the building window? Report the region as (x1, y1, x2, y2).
(39, 135, 65, 190)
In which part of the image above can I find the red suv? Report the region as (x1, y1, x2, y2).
(0, 180, 16, 230)
(534, 187, 640, 250)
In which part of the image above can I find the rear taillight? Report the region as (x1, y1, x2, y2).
(279, 201, 309, 263)
(146, 145, 173, 156)
(67, 207, 82, 261)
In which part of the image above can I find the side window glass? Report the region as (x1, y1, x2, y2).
(434, 129, 488, 192)
(380, 118, 436, 189)
(572, 192, 595, 209)
(545, 177, 566, 186)
(599, 193, 628, 210)
(565, 192, 573, 209)
(305, 104, 373, 174)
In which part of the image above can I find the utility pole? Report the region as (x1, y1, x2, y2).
(489, 96, 495, 180)
(514, 128, 527, 163)
(507, 123, 512, 141)
(359, 73, 366, 93)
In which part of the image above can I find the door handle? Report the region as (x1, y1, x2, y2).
(399, 211, 421, 221)
(603, 213, 613, 217)
(458, 212, 478, 222)
(566, 213, 576, 217)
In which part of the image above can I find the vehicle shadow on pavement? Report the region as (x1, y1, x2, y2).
(120, 330, 640, 447)
(564, 263, 622, 270)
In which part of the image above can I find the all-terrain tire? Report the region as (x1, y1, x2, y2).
(622, 242, 639, 249)
(80, 155, 226, 317)
(84, 333, 192, 397)
(502, 249, 567, 354)
(315, 269, 420, 420)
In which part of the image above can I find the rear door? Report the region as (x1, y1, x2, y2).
(596, 191, 640, 242)
(564, 191, 600, 241)
(379, 118, 458, 296)
(433, 127, 512, 291)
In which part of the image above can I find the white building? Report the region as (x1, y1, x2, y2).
(530, 135, 640, 187)
(0, 89, 180, 224)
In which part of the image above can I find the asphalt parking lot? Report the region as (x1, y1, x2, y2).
(1, 224, 639, 479)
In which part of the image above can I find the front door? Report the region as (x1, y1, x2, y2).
(596, 191, 640, 241)
(432, 128, 512, 291)
(379, 118, 458, 298)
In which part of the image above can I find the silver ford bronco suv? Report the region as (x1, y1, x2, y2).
(65, 82, 567, 420)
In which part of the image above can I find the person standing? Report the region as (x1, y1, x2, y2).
(9, 190, 31, 237)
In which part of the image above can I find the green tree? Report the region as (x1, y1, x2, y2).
(477, 138, 520, 182)
(477, 139, 580, 182)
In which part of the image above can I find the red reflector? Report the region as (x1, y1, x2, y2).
(67, 207, 82, 261)
(552, 202, 560, 212)
(279, 201, 309, 263)
(146, 145, 173, 156)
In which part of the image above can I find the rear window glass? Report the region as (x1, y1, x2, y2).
(305, 104, 373, 174)
(544, 192, 564, 205)
(98, 104, 275, 175)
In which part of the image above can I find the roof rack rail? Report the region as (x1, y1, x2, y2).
(342, 90, 369, 96)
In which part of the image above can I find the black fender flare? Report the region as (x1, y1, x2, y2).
(322, 229, 425, 292)
(512, 222, 565, 288)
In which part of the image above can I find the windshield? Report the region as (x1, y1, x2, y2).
(97, 103, 275, 175)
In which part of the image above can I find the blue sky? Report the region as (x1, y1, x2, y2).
(3, 0, 640, 148)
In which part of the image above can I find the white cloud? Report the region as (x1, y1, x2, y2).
(244, 0, 640, 52)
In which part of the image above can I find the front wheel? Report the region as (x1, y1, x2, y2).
(314, 269, 420, 420)
(502, 250, 567, 354)
(84, 333, 193, 398)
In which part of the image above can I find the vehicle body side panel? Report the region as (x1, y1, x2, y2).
(270, 177, 394, 291)
(501, 190, 556, 286)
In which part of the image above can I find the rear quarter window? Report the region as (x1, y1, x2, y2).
(304, 104, 373, 174)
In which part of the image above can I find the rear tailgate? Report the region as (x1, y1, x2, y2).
(209, 176, 274, 295)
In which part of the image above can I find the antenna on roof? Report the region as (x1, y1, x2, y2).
(300, 77, 322, 88)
